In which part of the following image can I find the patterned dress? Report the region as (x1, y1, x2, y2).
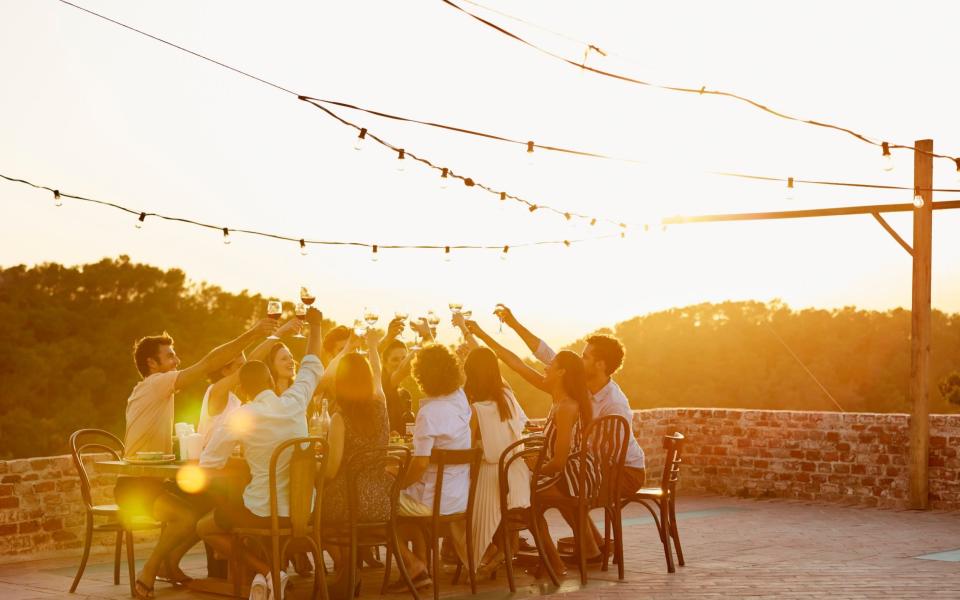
(542, 405, 600, 498)
(321, 400, 392, 524)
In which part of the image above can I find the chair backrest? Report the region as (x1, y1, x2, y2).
(658, 432, 685, 493)
(69, 429, 124, 510)
(581, 415, 631, 506)
(497, 436, 545, 519)
(344, 445, 411, 526)
(268, 437, 328, 538)
(429, 447, 482, 518)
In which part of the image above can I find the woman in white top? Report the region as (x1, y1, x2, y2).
(463, 346, 531, 576)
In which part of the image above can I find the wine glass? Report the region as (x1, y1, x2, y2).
(353, 319, 369, 355)
(448, 302, 463, 314)
(494, 304, 507, 333)
(300, 286, 316, 306)
(293, 302, 307, 339)
(266, 300, 283, 340)
(427, 310, 441, 340)
(394, 311, 409, 343)
(364, 307, 380, 328)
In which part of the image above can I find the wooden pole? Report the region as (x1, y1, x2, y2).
(908, 139, 933, 510)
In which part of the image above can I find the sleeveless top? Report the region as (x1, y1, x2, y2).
(198, 385, 241, 449)
(542, 404, 600, 498)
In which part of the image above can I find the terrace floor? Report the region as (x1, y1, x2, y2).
(2, 495, 958, 599)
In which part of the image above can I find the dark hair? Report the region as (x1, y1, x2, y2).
(464, 348, 512, 421)
(412, 344, 462, 397)
(238, 361, 274, 399)
(207, 353, 246, 384)
(381, 339, 407, 362)
(133, 333, 174, 377)
(265, 342, 297, 387)
(323, 326, 351, 355)
(555, 350, 592, 427)
(586, 335, 625, 376)
(336, 353, 380, 438)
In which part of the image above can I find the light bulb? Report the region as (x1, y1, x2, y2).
(53, 190, 62, 207)
(526, 141, 535, 166)
(500, 245, 509, 261)
(913, 193, 925, 208)
(396, 149, 406, 172)
(299, 239, 308, 256)
(136, 212, 146, 229)
(371, 245, 379, 262)
(440, 168, 450, 189)
(881, 142, 893, 172)
(222, 228, 231, 245)
(955, 158, 960, 182)
(443, 246, 451, 263)
(353, 128, 367, 151)
(785, 177, 795, 200)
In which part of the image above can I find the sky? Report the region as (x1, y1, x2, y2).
(1, 0, 959, 351)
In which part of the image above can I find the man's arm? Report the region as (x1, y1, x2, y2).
(283, 308, 326, 411)
(176, 318, 277, 391)
(400, 408, 434, 488)
(466, 320, 549, 392)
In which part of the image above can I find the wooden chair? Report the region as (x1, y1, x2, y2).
(68, 429, 162, 596)
(496, 436, 561, 591)
(231, 437, 329, 600)
(319, 445, 417, 599)
(546, 415, 630, 585)
(615, 432, 685, 573)
(398, 447, 482, 600)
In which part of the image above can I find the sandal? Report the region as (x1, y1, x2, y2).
(385, 571, 432, 593)
(133, 579, 155, 600)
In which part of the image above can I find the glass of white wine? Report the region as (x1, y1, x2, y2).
(266, 300, 283, 340)
(353, 319, 369, 355)
(364, 307, 380, 328)
(427, 310, 441, 340)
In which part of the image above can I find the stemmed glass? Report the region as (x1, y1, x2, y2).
(293, 302, 307, 339)
(494, 304, 507, 334)
(427, 310, 441, 340)
(266, 300, 283, 340)
(364, 307, 380, 329)
(353, 319, 369, 355)
(394, 311, 409, 343)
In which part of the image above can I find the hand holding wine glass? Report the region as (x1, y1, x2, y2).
(253, 318, 280, 339)
(266, 300, 283, 340)
(293, 302, 308, 339)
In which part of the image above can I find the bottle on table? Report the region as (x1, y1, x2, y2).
(310, 398, 332, 438)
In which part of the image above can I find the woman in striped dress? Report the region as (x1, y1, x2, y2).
(464, 320, 595, 578)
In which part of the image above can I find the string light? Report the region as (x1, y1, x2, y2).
(222, 227, 231, 245)
(371, 244, 379, 262)
(136, 212, 146, 229)
(590, 218, 597, 226)
(786, 177, 795, 200)
(444, 246, 452, 262)
(881, 142, 893, 172)
(53, 189, 62, 207)
(913, 189, 925, 208)
(440, 167, 450, 189)
(353, 127, 367, 151)
(299, 238, 308, 256)
(526, 140, 535, 166)
(528, 204, 538, 212)
(464, 177, 475, 187)
(563, 240, 571, 247)
(500, 245, 509, 260)
(955, 158, 960, 182)
(396, 148, 406, 172)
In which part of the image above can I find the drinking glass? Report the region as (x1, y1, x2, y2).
(427, 310, 441, 340)
(353, 319, 369, 355)
(494, 303, 507, 333)
(293, 302, 307, 339)
(266, 300, 282, 340)
(364, 307, 380, 328)
(300, 286, 316, 306)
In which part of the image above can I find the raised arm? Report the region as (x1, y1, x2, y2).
(452, 312, 480, 351)
(366, 329, 386, 402)
(465, 320, 549, 392)
(378, 317, 405, 355)
(176, 318, 277, 391)
(389, 351, 414, 389)
(315, 332, 360, 397)
(283, 308, 326, 411)
(498, 305, 542, 356)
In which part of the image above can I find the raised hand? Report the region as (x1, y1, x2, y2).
(304, 307, 323, 328)
(385, 317, 405, 340)
(276, 318, 303, 338)
(253, 318, 279, 338)
(410, 317, 433, 341)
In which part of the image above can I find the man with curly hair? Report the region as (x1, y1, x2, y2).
(387, 336, 472, 592)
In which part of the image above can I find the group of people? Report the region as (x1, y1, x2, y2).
(117, 302, 645, 599)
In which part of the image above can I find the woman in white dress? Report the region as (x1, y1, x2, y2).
(456, 317, 531, 575)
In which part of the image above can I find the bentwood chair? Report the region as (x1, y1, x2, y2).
(614, 432, 686, 573)
(231, 437, 329, 600)
(319, 446, 416, 599)
(496, 436, 561, 592)
(398, 447, 482, 600)
(547, 415, 630, 584)
(68, 429, 162, 596)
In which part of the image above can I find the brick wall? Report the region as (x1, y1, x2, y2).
(632, 409, 960, 510)
(0, 453, 157, 561)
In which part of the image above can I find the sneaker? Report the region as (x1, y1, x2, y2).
(249, 573, 269, 600)
(267, 570, 289, 600)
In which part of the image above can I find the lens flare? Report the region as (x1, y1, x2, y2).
(176, 463, 208, 494)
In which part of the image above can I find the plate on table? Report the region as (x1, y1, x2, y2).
(124, 454, 177, 465)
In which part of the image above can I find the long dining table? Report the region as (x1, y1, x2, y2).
(94, 457, 251, 597)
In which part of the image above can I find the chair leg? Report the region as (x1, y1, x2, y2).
(125, 530, 137, 597)
(613, 504, 625, 580)
(466, 519, 477, 594)
(601, 509, 611, 572)
(270, 535, 282, 600)
(577, 506, 588, 585)
(348, 528, 358, 599)
(69, 514, 94, 593)
(113, 530, 122, 585)
(528, 512, 560, 587)
(231, 535, 242, 599)
(669, 496, 684, 567)
(389, 526, 420, 600)
(380, 543, 393, 596)
(660, 499, 675, 574)
(502, 523, 516, 593)
(431, 528, 441, 600)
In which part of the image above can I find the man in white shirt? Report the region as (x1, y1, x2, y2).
(388, 344, 472, 592)
(118, 318, 277, 597)
(498, 306, 646, 558)
(197, 307, 325, 598)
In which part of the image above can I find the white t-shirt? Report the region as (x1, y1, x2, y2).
(535, 340, 645, 469)
(198, 384, 242, 450)
(405, 388, 472, 515)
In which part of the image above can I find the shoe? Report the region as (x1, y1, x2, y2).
(249, 574, 269, 600)
(385, 571, 432, 594)
(267, 570, 289, 600)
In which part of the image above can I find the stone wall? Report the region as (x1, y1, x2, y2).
(632, 408, 960, 510)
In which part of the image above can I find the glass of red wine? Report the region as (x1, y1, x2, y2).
(293, 302, 307, 339)
(266, 300, 282, 340)
(299, 286, 315, 338)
